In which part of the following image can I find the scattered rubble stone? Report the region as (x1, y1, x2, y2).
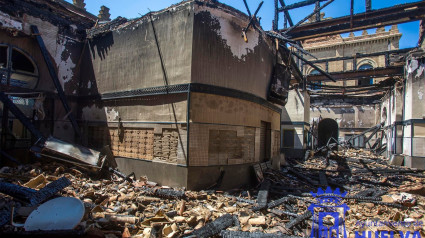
(0, 148, 425, 237)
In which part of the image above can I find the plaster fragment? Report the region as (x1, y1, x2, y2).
(197, 6, 259, 60)
(0, 11, 22, 30)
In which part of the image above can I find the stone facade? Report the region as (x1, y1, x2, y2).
(304, 26, 401, 147)
(303, 25, 401, 86)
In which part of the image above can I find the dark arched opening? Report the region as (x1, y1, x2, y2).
(318, 118, 339, 148)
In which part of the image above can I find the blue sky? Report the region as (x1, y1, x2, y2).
(69, 0, 421, 49)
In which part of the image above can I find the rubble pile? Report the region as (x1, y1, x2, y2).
(0, 148, 424, 237)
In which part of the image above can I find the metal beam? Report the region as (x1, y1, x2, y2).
(281, 1, 425, 41)
(279, 0, 327, 11)
(306, 66, 403, 81)
(31, 25, 81, 138)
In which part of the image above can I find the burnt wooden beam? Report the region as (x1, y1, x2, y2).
(286, 49, 337, 82)
(365, 0, 372, 12)
(278, 0, 294, 27)
(267, 196, 294, 209)
(285, 210, 312, 229)
(268, 209, 299, 217)
(253, 180, 271, 211)
(281, 1, 425, 41)
(310, 95, 382, 105)
(0, 182, 37, 204)
(273, 0, 278, 30)
(307, 66, 403, 81)
(0, 92, 44, 141)
(319, 171, 328, 187)
(31, 25, 81, 138)
(243, 0, 252, 17)
(0, 177, 71, 206)
(144, 187, 186, 199)
(243, 1, 264, 35)
(283, 0, 334, 35)
(221, 230, 300, 238)
(191, 214, 234, 238)
(30, 177, 72, 206)
(279, 0, 328, 11)
(308, 48, 414, 64)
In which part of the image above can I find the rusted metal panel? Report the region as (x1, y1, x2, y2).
(42, 136, 102, 168)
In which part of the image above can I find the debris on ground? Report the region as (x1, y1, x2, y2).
(0, 148, 425, 237)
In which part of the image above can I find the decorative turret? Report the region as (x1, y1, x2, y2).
(390, 25, 399, 33)
(98, 6, 111, 21)
(376, 27, 385, 33)
(72, 0, 85, 10)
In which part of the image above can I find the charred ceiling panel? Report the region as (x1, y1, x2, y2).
(268, 64, 290, 106)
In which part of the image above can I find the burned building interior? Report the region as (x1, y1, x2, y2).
(0, 0, 425, 237)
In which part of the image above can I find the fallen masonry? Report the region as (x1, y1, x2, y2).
(0, 148, 424, 237)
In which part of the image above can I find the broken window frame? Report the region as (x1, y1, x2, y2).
(0, 44, 39, 90)
(357, 63, 374, 86)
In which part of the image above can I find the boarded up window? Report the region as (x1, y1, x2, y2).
(208, 127, 255, 165)
(260, 121, 271, 162)
(283, 129, 295, 148)
(0, 46, 7, 69)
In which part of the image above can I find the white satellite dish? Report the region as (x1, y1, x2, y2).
(24, 197, 85, 231)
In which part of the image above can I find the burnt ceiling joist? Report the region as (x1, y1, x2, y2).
(310, 95, 382, 105)
(308, 48, 414, 64)
(306, 66, 403, 82)
(281, 1, 425, 41)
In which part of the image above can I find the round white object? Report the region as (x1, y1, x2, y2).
(24, 197, 85, 231)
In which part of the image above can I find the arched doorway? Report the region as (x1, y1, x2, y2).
(318, 118, 339, 148)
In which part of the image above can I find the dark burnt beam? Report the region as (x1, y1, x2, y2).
(310, 96, 382, 105)
(282, 1, 425, 41)
(279, 0, 327, 11)
(308, 48, 414, 64)
(306, 66, 403, 81)
(286, 48, 336, 82)
(278, 0, 294, 27)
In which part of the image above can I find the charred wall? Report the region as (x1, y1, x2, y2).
(84, 3, 194, 95)
(191, 2, 276, 99)
(0, 2, 94, 144)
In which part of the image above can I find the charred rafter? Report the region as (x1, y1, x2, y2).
(280, 1, 425, 41)
(306, 66, 403, 82)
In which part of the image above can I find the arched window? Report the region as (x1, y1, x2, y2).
(0, 45, 38, 89)
(310, 69, 320, 75)
(309, 70, 322, 90)
(357, 64, 373, 86)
